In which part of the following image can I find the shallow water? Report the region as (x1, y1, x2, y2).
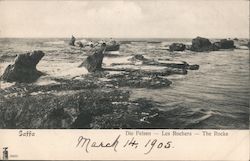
(0, 38, 249, 129)
(131, 50, 249, 128)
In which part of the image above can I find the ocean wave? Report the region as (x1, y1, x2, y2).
(44, 41, 65, 45)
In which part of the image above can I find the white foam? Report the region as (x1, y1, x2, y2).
(35, 76, 59, 86)
(78, 39, 88, 43)
(37, 61, 88, 79)
(0, 62, 11, 75)
(237, 46, 249, 50)
(53, 66, 88, 79)
(0, 81, 15, 89)
(103, 56, 132, 66)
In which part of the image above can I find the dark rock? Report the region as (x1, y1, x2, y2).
(69, 35, 76, 46)
(106, 44, 120, 51)
(187, 64, 199, 70)
(90, 98, 170, 129)
(218, 39, 235, 49)
(1, 51, 45, 83)
(140, 58, 199, 71)
(79, 44, 106, 72)
(134, 54, 145, 60)
(106, 71, 173, 89)
(104, 67, 188, 77)
(123, 75, 171, 88)
(128, 54, 147, 62)
(43, 108, 73, 129)
(233, 38, 239, 41)
(212, 42, 221, 49)
(169, 43, 186, 51)
(190, 36, 217, 52)
(212, 39, 235, 49)
(76, 41, 84, 48)
(71, 111, 92, 128)
(113, 55, 199, 71)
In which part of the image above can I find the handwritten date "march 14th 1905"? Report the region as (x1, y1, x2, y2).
(75, 131, 174, 155)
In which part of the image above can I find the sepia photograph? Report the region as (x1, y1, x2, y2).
(0, 0, 249, 130)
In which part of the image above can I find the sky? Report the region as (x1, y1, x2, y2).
(0, 0, 249, 38)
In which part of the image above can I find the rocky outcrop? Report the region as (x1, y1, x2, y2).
(1, 51, 45, 83)
(128, 54, 147, 62)
(190, 37, 217, 52)
(76, 41, 84, 48)
(69, 36, 76, 46)
(106, 44, 120, 51)
(79, 44, 106, 72)
(216, 39, 235, 49)
(169, 43, 186, 51)
(127, 54, 199, 70)
(107, 72, 172, 89)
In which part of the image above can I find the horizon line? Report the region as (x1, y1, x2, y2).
(0, 36, 249, 39)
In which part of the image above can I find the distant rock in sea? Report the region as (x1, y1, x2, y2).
(190, 36, 218, 52)
(79, 43, 106, 72)
(213, 39, 235, 49)
(69, 35, 76, 46)
(169, 43, 186, 52)
(105, 44, 120, 51)
(1, 50, 45, 83)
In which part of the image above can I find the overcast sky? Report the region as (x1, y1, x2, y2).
(0, 0, 249, 38)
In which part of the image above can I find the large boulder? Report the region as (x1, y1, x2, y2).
(106, 44, 120, 51)
(69, 36, 76, 46)
(190, 37, 217, 52)
(218, 39, 235, 49)
(79, 44, 106, 72)
(1, 51, 45, 83)
(169, 43, 186, 51)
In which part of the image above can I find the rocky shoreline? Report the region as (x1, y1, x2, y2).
(0, 36, 248, 129)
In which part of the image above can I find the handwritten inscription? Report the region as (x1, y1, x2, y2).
(76, 134, 173, 154)
(76, 135, 120, 153)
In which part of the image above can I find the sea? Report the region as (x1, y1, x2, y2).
(0, 38, 249, 129)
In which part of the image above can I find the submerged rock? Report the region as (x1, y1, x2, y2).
(79, 43, 106, 72)
(1, 51, 45, 83)
(169, 43, 186, 51)
(190, 37, 217, 52)
(69, 35, 76, 46)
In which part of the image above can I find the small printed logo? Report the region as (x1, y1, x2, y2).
(2, 147, 8, 160)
